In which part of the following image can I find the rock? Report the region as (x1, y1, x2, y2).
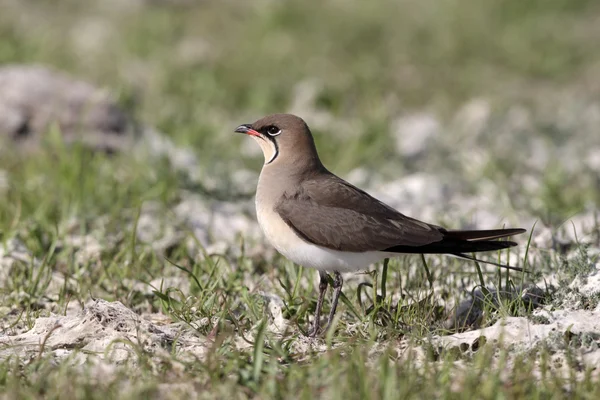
(344, 168, 384, 189)
(136, 201, 186, 253)
(0, 238, 36, 286)
(0, 65, 138, 152)
(172, 193, 262, 251)
(533, 211, 600, 251)
(392, 113, 441, 158)
(139, 127, 199, 174)
(0, 299, 208, 364)
(0, 238, 81, 305)
(452, 98, 491, 140)
(231, 169, 260, 196)
(371, 173, 448, 222)
(259, 291, 288, 334)
(586, 148, 600, 172)
(577, 264, 600, 297)
(438, 308, 600, 378)
(445, 285, 548, 332)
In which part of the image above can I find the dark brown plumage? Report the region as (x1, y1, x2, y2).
(275, 164, 524, 256)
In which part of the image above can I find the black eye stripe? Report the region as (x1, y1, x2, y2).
(266, 140, 278, 164)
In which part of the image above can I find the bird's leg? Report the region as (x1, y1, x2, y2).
(324, 271, 343, 334)
(308, 271, 329, 337)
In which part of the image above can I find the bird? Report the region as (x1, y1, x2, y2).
(235, 113, 525, 337)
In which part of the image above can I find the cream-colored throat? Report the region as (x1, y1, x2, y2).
(252, 136, 278, 164)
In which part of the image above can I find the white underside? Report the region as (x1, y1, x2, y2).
(276, 240, 391, 273)
(256, 199, 392, 273)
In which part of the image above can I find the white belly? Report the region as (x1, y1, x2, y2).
(256, 201, 388, 273)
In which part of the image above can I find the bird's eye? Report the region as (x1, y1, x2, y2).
(266, 125, 281, 136)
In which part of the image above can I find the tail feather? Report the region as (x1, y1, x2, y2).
(442, 228, 526, 241)
(383, 227, 527, 272)
(451, 252, 525, 273)
(385, 239, 517, 254)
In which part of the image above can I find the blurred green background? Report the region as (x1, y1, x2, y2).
(1, 0, 599, 230)
(2, 0, 599, 162)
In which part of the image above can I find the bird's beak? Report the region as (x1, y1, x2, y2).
(235, 124, 260, 137)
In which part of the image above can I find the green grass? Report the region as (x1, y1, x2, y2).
(1, 0, 600, 398)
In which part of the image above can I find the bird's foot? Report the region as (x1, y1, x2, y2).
(307, 317, 323, 337)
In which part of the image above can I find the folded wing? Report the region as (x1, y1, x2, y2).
(276, 175, 524, 254)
